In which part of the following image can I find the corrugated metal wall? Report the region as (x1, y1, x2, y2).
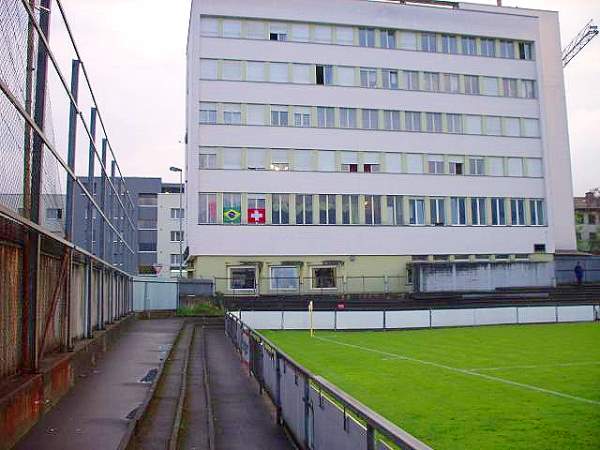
(0, 243, 22, 380)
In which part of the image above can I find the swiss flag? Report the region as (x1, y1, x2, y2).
(247, 208, 265, 224)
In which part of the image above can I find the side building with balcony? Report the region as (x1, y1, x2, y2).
(185, 0, 576, 295)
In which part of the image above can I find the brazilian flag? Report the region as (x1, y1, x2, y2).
(223, 207, 241, 224)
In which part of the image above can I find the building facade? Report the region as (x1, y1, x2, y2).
(185, 0, 576, 294)
(156, 183, 186, 278)
(575, 190, 600, 253)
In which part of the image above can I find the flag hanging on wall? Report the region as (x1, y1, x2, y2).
(247, 208, 265, 224)
(223, 207, 241, 224)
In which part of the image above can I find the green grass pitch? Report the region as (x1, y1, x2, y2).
(262, 323, 600, 450)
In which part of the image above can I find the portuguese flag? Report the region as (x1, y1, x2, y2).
(223, 207, 241, 224)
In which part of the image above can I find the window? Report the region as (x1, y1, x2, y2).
(46, 208, 62, 220)
(485, 116, 502, 136)
(318, 151, 335, 171)
(441, 34, 458, 54)
(294, 150, 312, 171)
(170, 208, 184, 219)
(312, 267, 336, 289)
(451, 197, 467, 225)
(198, 193, 217, 223)
(337, 67, 355, 86)
(138, 193, 157, 206)
(199, 152, 216, 170)
(290, 23, 309, 42)
(223, 104, 241, 124)
(170, 230, 184, 242)
(400, 31, 417, 50)
(385, 153, 402, 173)
(491, 198, 506, 225)
(521, 80, 536, 99)
(423, 72, 440, 92)
(480, 38, 496, 57)
(246, 21, 265, 40)
(421, 32, 437, 52)
(317, 107, 335, 128)
(294, 106, 311, 127)
(247, 62, 266, 81)
(380, 29, 396, 48)
(319, 194, 336, 224)
(502, 78, 518, 97)
(247, 194, 266, 224)
(386, 196, 403, 225)
(199, 103, 217, 123)
(296, 194, 313, 224)
(341, 152, 358, 172)
(500, 40, 515, 58)
(441, 73, 459, 93)
(465, 115, 482, 134)
(447, 114, 463, 133)
(462, 36, 477, 55)
(471, 198, 487, 225)
(507, 158, 523, 177)
(315, 65, 333, 85)
(336, 26, 354, 45)
(270, 266, 299, 290)
(449, 159, 464, 175)
(271, 105, 289, 126)
(200, 17, 218, 36)
(430, 198, 445, 225)
(246, 104, 266, 125)
(339, 108, 357, 128)
(170, 253, 182, 266)
(511, 199, 525, 225)
(229, 267, 256, 291)
(426, 113, 442, 133)
(488, 157, 504, 176)
(527, 159, 543, 177)
(222, 60, 242, 80)
(365, 195, 382, 225)
(272, 194, 290, 224)
(270, 149, 289, 171)
(363, 152, 380, 172)
(383, 110, 401, 131)
(269, 23, 287, 41)
(405, 111, 421, 131)
(138, 242, 156, 252)
(519, 42, 533, 60)
(359, 27, 375, 47)
(464, 75, 480, 95)
(406, 154, 424, 173)
(270, 63, 289, 82)
(360, 68, 377, 88)
(404, 71, 419, 90)
(382, 70, 399, 89)
(469, 157, 484, 175)
(341, 195, 359, 224)
(293, 64, 311, 84)
(482, 77, 499, 96)
(222, 148, 242, 169)
(313, 25, 332, 43)
(362, 109, 379, 129)
(428, 156, 444, 174)
(530, 200, 545, 226)
(223, 193, 242, 224)
(222, 19, 241, 38)
(534, 244, 546, 253)
(522, 119, 540, 137)
(409, 199, 425, 225)
(247, 148, 266, 170)
(200, 59, 217, 79)
(504, 117, 521, 137)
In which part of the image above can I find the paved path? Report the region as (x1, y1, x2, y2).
(16, 319, 183, 450)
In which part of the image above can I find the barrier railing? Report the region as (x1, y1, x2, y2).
(225, 313, 433, 450)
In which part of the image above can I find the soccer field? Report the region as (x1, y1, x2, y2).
(261, 323, 600, 450)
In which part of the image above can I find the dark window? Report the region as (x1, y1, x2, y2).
(316, 65, 324, 85)
(139, 242, 157, 252)
(312, 267, 336, 289)
(230, 267, 256, 290)
(534, 244, 546, 253)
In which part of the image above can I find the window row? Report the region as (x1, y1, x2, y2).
(199, 103, 541, 138)
(199, 147, 543, 178)
(200, 16, 535, 60)
(201, 58, 537, 99)
(199, 193, 546, 227)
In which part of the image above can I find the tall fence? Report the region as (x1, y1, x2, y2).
(0, 0, 135, 381)
(225, 313, 433, 450)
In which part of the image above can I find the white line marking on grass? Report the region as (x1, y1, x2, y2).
(315, 336, 600, 406)
(469, 361, 600, 372)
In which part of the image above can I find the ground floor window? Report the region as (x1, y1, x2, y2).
(270, 266, 299, 290)
(312, 267, 336, 289)
(229, 267, 256, 291)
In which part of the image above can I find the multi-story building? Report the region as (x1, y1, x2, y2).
(185, 0, 576, 294)
(157, 183, 186, 278)
(575, 190, 600, 253)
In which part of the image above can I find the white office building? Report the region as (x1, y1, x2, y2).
(185, 0, 576, 294)
(156, 185, 186, 278)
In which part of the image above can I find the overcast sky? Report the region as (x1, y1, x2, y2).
(48, 0, 599, 194)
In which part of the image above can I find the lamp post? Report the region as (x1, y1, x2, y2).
(169, 166, 183, 279)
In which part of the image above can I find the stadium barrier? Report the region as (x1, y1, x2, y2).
(229, 304, 600, 330)
(225, 313, 433, 450)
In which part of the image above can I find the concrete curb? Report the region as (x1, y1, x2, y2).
(168, 324, 194, 450)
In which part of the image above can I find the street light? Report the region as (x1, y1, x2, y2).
(169, 166, 183, 279)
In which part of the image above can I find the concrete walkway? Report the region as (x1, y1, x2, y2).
(16, 319, 183, 450)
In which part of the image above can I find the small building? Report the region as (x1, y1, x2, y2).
(575, 190, 600, 253)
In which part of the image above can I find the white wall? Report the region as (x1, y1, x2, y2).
(156, 192, 185, 278)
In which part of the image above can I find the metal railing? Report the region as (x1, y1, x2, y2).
(225, 313, 432, 450)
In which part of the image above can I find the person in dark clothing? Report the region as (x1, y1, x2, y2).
(574, 262, 584, 285)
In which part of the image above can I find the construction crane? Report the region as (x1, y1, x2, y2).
(562, 20, 598, 67)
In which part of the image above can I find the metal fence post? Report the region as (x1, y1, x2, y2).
(275, 355, 282, 425)
(86, 107, 97, 253)
(64, 59, 80, 241)
(367, 423, 376, 450)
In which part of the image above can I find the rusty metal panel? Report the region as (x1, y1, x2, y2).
(69, 262, 86, 341)
(37, 253, 65, 355)
(0, 242, 23, 380)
